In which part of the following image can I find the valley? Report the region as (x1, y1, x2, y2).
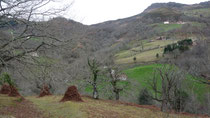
(0, 1, 210, 118)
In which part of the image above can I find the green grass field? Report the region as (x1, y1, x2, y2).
(115, 39, 178, 64)
(152, 23, 183, 33)
(123, 64, 210, 101)
(115, 48, 163, 64)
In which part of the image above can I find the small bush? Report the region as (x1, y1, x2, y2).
(0, 73, 15, 86)
(133, 57, 137, 63)
(156, 53, 159, 58)
(138, 88, 153, 105)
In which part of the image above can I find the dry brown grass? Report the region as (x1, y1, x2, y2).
(27, 96, 204, 118)
(0, 95, 207, 118)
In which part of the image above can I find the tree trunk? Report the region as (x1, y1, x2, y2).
(161, 73, 168, 112)
(115, 91, 120, 100)
(92, 72, 99, 99)
(161, 99, 168, 112)
(0, 65, 3, 74)
(93, 83, 99, 99)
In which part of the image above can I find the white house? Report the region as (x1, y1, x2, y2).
(111, 69, 127, 81)
(29, 52, 39, 57)
(117, 74, 127, 81)
(164, 21, 170, 24)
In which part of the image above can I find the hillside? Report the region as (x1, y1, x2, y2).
(1, 1, 210, 117)
(0, 0, 210, 97)
(0, 95, 206, 118)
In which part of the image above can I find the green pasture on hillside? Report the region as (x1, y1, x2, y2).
(123, 64, 210, 101)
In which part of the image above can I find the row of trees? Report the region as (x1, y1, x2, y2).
(86, 51, 209, 115)
(87, 58, 129, 100)
(86, 57, 208, 114)
(164, 39, 193, 53)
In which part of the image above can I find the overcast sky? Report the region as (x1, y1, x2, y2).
(52, 0, 208, 25)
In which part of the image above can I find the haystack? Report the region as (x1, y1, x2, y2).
(60, 86, 83, 102)
(39, 85, 52, 97)
(8, 85, 21, 97)
(0, 84, 11, 94)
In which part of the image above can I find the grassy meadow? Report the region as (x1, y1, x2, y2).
(123, 64, 210, 101)
(152, 23, 183, 33)
(115, 39, 179, 64)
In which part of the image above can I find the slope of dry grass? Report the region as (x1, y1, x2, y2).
(115, 39, 178, 64)
(27, 96, 203, 118)
(0, 94, 46, 118)
(0, 94, 208, 118)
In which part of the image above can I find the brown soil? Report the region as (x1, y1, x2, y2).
(0, 99, 47, 118)
(60, 86, 83, 102)
(0, 84, 11, 94)
(8, 85, 21, 97)
(39, 85, 52, 97)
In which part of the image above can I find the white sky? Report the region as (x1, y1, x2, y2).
(50, 0, 208, 25)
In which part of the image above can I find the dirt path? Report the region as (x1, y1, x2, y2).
(0, 99, 47, 118)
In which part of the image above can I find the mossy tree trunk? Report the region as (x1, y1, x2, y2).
(88, 58, 100, 99)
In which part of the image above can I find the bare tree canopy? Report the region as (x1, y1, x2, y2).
(148, 65, 186, 112)
(175, 40, 210, 85)
(0, 0, 70, 20)
(0, 0, 71, 68)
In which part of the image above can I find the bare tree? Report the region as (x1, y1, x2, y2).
(32, 58, 55, 92)
(148, 65, 185, 112)
(0, 0, 71, 70)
